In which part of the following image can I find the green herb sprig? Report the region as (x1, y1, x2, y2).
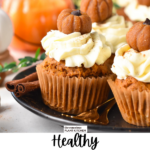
(0, 48, 46, 73)
(73, 0, 81, 9)
(113, 2, 121, 9)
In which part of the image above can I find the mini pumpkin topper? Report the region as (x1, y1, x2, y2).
(57, 9, 92, 34)
(138, 0, 150, 6)
(126, 18, 150, 52)
(80, 0, 113, 23)
(71, 10, 81, 16)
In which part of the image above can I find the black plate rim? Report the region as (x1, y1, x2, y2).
(11, 92, 120, 131)
(11, 66, 150, 132)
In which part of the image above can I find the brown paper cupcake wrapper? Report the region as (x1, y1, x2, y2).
(108, 79, 150, 127)
(37, 64, 115, 115)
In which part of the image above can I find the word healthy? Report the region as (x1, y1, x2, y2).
(52, 133, 99, 150)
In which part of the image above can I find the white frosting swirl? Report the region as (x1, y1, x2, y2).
(92, 15, 132, 53)
(125, 1, 150, 22)
(111, 44, 150, 83)
(41, 30, 111, 68)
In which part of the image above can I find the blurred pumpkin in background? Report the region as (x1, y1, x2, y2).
(2, 0, 74, 52)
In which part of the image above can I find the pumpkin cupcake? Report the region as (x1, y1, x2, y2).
(80, 0, 132, 57)
(108, 19, 150, 126)
(117, 0, 150, 24)
(36, 9, 115, 115)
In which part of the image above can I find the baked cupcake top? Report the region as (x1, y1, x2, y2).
(112, 19, 150, 83)
(41, 9, 111, 69)
(125, 0, 150, 22)
(80, 0, 133, 54)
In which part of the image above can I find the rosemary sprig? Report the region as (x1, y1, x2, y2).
(73, 0, 81, 9)
(0, 48, 46, 73)
(113, 2, 121, 9)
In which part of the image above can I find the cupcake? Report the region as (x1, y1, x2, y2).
(108, 19, 150, 126)
(36, 9, 115, 115)
(117, 0, 150, 24)
(80, 0, 132, 63)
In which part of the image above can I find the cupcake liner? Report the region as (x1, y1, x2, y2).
(37, 64, 115, 115)
(108, 79, 150, 127)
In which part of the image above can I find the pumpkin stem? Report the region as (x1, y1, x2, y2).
(143, 18, 150, 25)
(71, 10, 81, 16)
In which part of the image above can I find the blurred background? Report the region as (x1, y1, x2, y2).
(0, 0, 125, 61)
(0, 0, 76, 61)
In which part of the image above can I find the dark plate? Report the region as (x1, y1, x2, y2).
(11, 66, 150, 132)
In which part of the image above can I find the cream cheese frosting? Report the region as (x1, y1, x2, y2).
(92, 15, 132, 53)
(125, 1, 150, 22)
(41, 30, 111, 68)
(111, 44, 150, 83)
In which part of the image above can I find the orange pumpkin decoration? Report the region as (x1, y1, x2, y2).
(126, 18, 150, 52)
(57, 9, 92, 34)
(80, 0, 113, 23)
(138, 0, 150, 6)
(2, 0, 74, 52)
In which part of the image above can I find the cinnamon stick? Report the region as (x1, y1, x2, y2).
(5, 72, 38, 92)
(15, 81, 40, 97)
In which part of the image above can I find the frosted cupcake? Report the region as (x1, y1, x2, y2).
(80, 0, 132, 60)
(108, 19, 150, 126)
(117, 0, 150, 24)
(36, 9, 115, 115)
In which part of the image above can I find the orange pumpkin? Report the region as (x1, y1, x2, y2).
(80, 0, 113, 23)
(57, 9, 92, 34)
(126, 18, 150, 52)
(2, 0, 74, 52)
(138, 0, 150, 6)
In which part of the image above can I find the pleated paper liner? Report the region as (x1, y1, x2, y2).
(37, 64, 116, 115)
(108, 79, 150, 127)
